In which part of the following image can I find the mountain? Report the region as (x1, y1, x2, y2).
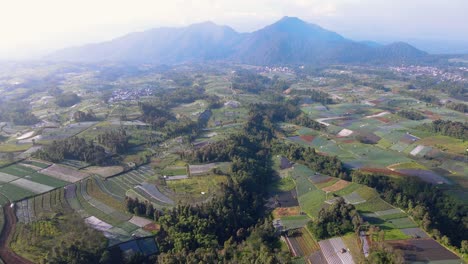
(48, 22, 242, 64)
(47, 17, 428, 65)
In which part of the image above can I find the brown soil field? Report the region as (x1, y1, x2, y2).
(272, 206, 301, 218)
(143, 223, 160, 232)
(322, 179, 351, 192)
(375, 117, 390, 123)
(299, 135, 315, 143)
(360, 167, 406, 177)
(387, 238, 460, 263)
(84, 166, 125, 178)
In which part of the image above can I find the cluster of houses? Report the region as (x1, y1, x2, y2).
(108, 88, 153, 103)
(390, 65, 467, 82)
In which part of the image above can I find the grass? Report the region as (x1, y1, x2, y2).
(383, 228, 410, 240)
(75, 182, 123, 226)
(315, 178, 339, 189)
(280, 215, 311, 230)
(342, 233, 366, 264)
(299, 189, 326, 217)
(0, 165, 36, 177)
(355, 196, 394, 213)
(87, 178, 127, 212)
(270, 176, 296, 192)
(354, 186, 378, 200)
(27, 173, 69, 188)
(23, 160, 50, 169)
(388, 162, 427, 170)
(387, 217, 417, 229)
(418, 135, 468, 155)
(332, 182, 361, 196)
(0, 183, 35, 201)
(0, 143, 32, 152)
(166, 175, 227, 197)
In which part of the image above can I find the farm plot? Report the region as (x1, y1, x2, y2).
(395, 169, 450, 184)
(60, 159, 89, 169)
(354, 196, 394, 213)
(0, 164, 36, 177)
(10, 178, 54, 193)
(322, 180, 350, 192)
(128, 216, 153, 228)
(79, 182, 130, 222)
(342, 192, 366, 205)
(387, 238, 461, 264)
(188, 163, 216, 175)
(319, 237, 355, 264)
(166, 174, 227, 200)
(103, 166, 156, 199)
(40, 164, 88, 183)
(299, 189, 326, 217)
(21, 159, 50, 169)
(0, 172, 19, 183)
(113, 237, 159, 257)
(85, 216, 113, 231)
(290, 166, 316, 195)
(84, 166, 125, 178)
(387, 217, 417, 229)
(280, 215, 311, 230)
(15, 199, 35, 224)
(0, 183, 35, 202)
(136, 183, 174, 205)
(284, 228, 319, 257)
(400, 228, 428, 238)
(38, 122, 97, 141)
(25, 173, 69, 188)
(17, 162, 43, 171)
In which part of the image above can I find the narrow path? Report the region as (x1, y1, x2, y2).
(0, 204, 33, 264)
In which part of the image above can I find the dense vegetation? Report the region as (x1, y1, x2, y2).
(396, 109, 425, 120)
(0, 102, 40, 125)
(12, 213, 107, 264)
(73, 110, 97, 122)
(446, 102, 468, 113)
(272, 142, 348, 179)
(129, 108, 290, 262)
(33, 137, 110, 165)
(232, 70, 290, 94)
(352, 171, 468, 248)
(290, 89, 334, 105)
(97, 129, 130, 154)
(56, 92, 81, 107)
(420, 120, 467, 140)
(308, 198, 361, 239)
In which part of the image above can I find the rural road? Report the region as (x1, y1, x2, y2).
(0, 204, 34, 264)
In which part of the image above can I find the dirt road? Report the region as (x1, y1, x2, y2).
(0, 204, 33, 264)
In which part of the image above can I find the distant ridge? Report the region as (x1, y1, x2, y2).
(47, 16, 428, 65)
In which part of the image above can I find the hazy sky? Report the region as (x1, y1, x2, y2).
(1, 0, 467, 59)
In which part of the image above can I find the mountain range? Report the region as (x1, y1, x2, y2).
(47, 16, 428, 65)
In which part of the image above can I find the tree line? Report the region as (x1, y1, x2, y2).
(352, 171, 467, 250)
(33, 137, 109, 165)
(125, 107, 291, 262)
(396, 109, 425, 120)
(420, 119, 467, 140)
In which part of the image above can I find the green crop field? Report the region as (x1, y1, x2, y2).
(355, 196, 394, 213)
(166, 175, 227, 198)
(299, 189, 326, 217)
(280, 215, 311, 230)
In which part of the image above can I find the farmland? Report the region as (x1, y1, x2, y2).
(0, 61, 465, 263)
